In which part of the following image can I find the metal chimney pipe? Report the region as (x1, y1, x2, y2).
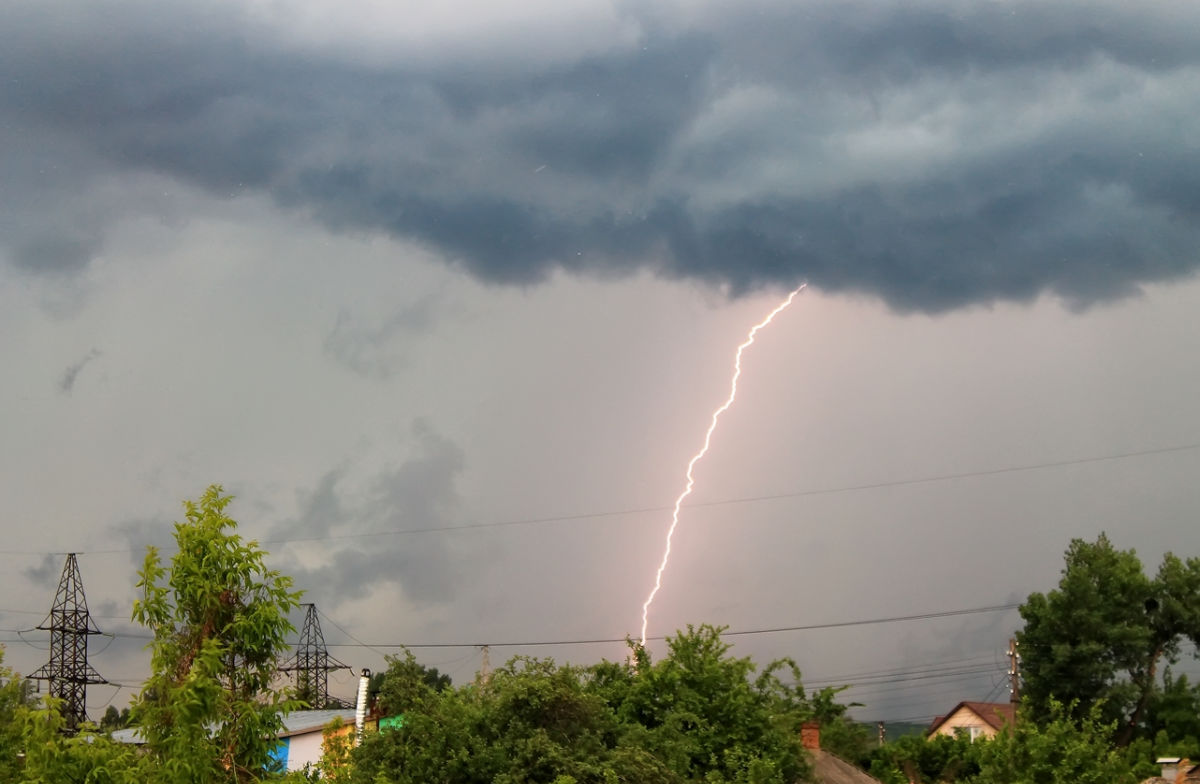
(355, 668, 371, 741)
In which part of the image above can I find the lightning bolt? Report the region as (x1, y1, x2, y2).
(639, 284, 806, 645)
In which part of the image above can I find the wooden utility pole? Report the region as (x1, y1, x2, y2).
(1007, 637, 1021, 704)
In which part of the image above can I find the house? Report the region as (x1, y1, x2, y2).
(1142, 757, 1200, 783)
(110, 709, 362, 773)
(927, 702, 1015, 740)
(800, 721, 885, 784)
(270, 708, 358, 772)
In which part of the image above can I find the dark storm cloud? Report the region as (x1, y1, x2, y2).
(58, 348, 101, 394)
(24, 553, 63, 588)
(3, 1, 1199, 310)
(271, 420, 468, 604)
(16, 237, 96, 276)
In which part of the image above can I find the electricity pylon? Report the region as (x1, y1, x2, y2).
(280, 604, 351, 708)
(29, 553, 107, 733)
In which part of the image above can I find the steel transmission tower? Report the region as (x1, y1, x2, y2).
(281, 604, 350, 708)
(29, 553, 107, 732)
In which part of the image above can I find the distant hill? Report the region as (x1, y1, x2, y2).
(853, 720, 929, 746)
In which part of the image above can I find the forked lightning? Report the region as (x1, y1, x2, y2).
(640, 285, 806, 645)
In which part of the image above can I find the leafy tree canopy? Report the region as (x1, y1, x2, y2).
(0, 648, 31, 781)
(867, 733, 982, 784)
(969, 699, 1137, 784)
(1017, 533, 1200, 744)
(133, 484, 304, 782)
(353, 625, 831, 784)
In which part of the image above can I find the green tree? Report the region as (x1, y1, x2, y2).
(372, 651, 452, 717)
(867, 732, 981, 784)
(615, 626, 811, 784)
(99, 704, 133, 732)
(18, 700, 149, 783)
(968, 699, 1137, 784)
(0, 648, 31, 781)
(1143, 671, 1200, 752)
(1017, 534, 1200, 744)
(799, 684, 870, 765)
(132, 485, 304, 782)
(353, 626, 827, 784)
(354, 654, 678, 784)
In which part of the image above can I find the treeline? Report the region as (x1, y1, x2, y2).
(352, 627, 835, 784)
(815, 532, 1200, 783)
(0, 487, 1198, 783)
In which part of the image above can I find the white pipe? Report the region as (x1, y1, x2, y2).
(354, 668, 371, 742)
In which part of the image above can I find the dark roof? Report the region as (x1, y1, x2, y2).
(927, 702, 1016, 735)
(807, 749, 885, 784)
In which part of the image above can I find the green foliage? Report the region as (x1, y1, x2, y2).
(356, 654, 675, 784)
(372, 651, 452, 717)
(866, 701, 1143, 784)
(1017, 534, 1200, 744)
(867, 732, 981, 784)
(353, 625, 820, 784)
(18, 699, 149, 783)
(968, 699, 1137, 784)
(132, 484, 304, 782)
(0, 648, 30, 781)
(1142, 670, 1200, 752)
(99, 705, 133, 733)
(796, 684, 870, 764)
(618, 626, 809, 783)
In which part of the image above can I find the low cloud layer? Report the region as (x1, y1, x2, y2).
(3, 0, 1198, 311)
(269, 419, 469, 605)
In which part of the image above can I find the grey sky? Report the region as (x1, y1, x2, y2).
(2, 0, 1199, 722)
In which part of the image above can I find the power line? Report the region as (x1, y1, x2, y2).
(802, 654, 998, 686)
(248, 442, 1200, 547)
(1, 441, 1197, 557)
(837, 669, 1002, 698)
(316, 602, 1021, 649)
(807, 661, 999, 688)
(2, 601, 1020, 650)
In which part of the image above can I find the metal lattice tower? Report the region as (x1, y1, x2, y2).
(280, 604, 350, 708)
(29, 553, 106, 733)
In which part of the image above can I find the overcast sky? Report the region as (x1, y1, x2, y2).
(3, 0, 1199, 723)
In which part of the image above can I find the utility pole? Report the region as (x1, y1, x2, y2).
(280, 604, 351, 708)
(29, 553, 107, 733)
(479, 645, 491, 686)
(1007, 637, 1021, 705)
(877, 721, 886, 746)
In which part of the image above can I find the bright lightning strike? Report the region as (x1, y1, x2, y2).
(639, 284, 806, 645)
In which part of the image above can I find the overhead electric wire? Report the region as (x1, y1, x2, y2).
(802, 654, 998, 687)
(807, 662, 999, 689)
(1, 601, 1019, 651)
(315, 602, 1020, 649)
(838, 669, 1002, 699)
(1, 441, 1197, 557)
(315, 607, 389, 658)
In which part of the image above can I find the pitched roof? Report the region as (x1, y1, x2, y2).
(927, 701, 1016, 735)
(279, 709, 357, 737)
(808, 749, 885, 784)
